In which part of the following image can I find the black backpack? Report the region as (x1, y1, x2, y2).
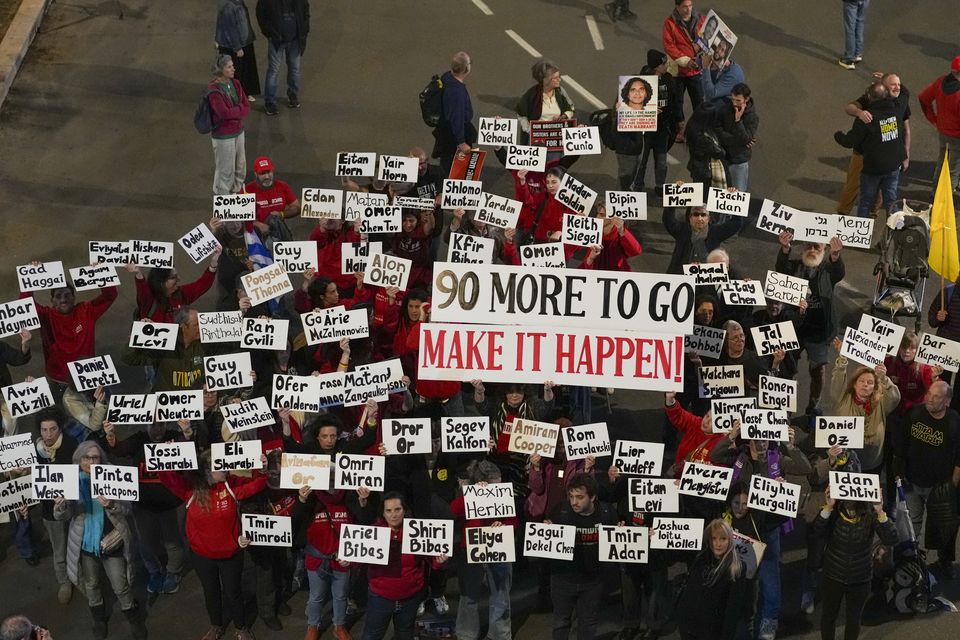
(193, 87, 218, 134)
(419, 74, 444, 128)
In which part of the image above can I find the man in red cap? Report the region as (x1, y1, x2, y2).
(920, 55, 960, 195)
(244, 156, 300, 238)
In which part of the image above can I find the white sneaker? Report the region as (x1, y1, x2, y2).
(416, 600, 426, 617)
(433, 596, 449, 615)
(801, 591, 815, 614)
(758, 618, 778, 640)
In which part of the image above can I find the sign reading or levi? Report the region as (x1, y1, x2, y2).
(273, 241, 318, 273)
(302, 306, 369, 345)
(418, 323, 685, 392)
(663, 182, 704, 207)
(377, 155, 418, 183)
(605, 191, 647, 220)
(335, 152, 376, 177)
(1, 377, 54, 418)
(240, 317, 289, 351)
(555, 172, 597, 215)
(750, 321, 800, 356)
(129, 321, 179, 351)
(561, 422, 611, 459)
(383, 418, 432, 455)
(17, 261, 66, 292)
(68, 355, 120, 392)
(441, 180, 483, 211)
(178, 223, 221, 264)
(204, 353, 253, 391)
(508, 418, 559, 457)
(0, 298, 39, 339)
(504, 144, 547, 173)
(402, 518, 454, 557)
(561, 126, 602, 155)
(363, 253, 411, 291)
(463, 482, 515, 519)
(107, 394, 158, 425)
(478, 117, 518, 146)
(300, 188, 343, 219)
(212, 193, 255, 221)
(915, 332, 960, 373)
(707, 188, 750, 217)
(358, 206, 402, 234)
(241, 263, 293, 306)
(561, 213, 602, 247)
(448, 233, 494, 264)
(70, 264, 120, 292)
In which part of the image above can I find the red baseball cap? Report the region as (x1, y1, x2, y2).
(254, 156, 274, 173)
(953, 55, 960, 73)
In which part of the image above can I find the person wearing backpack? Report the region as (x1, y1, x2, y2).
(431, 52, 476, 176)
(208, 54, 250, 196)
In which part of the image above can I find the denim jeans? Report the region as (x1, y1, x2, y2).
(550, 572, 603, 640)
(80, 552, 135, 609)
(857, 168, 899, 217)
(841, 0, 869, 62)
(934, 133, 960, 194)
(133, 506, 184, 577)
(756, 527, 781, 624)
(361, 589, 423, 640)
(456, 562, 512, 640)
(264, 40, 302, 106)
(727, 162, 750, 192)
(307, 564, 350, 626)
(14, 515, 36, 559)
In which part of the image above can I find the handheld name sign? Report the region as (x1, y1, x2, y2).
(341, 241, 382, 274)
(555, 173, 597, 215)
(613, 440, 664, 476)
(335, 152, 376, 177)
(793, 213, 841, 244)
(0, 433, 36, 472)
(204, 352, 253, 391)
(915, 332, 960, 372)
(441, 180, 483, 210)
(524, 522, 575, 560)
(857, 315, 904, 355)
(343, 359, 406, 406)
(599, 525, 649, 563)
(242, 514, 293, 547)
(199, 311, 243, 343)
(334, 454, 385, 491)
(302, 306, 369, 345)
(719, 280, 765, 306)
(272, 374, 321, 412)
(129, 321, 179, 351)
(463, 483, 516, 520)
(220, 397, 275, 434)
(280, 453, 332, 490)
(561, 126, 602, 155)
(830, 471, 881, 503)
(0, 476, 36, 515)
(130, 240, 174, 268)
(748, 475, 800, 518)
(0, 298, 40, 338)
(89, 240, 132, 266)
(70, 264, 120, 291)
(403, 518, 454, 557)
(17, 262, 66, 292)
(758, 376, 798, 412)
(836, 216, 874, 249)
(561, 213, 602, 247)
(339, 524, 390, 565)
(478, 117, 518, 146)
(178, 223, 221, 264)
(699, 365, 744, 398)
(711, 397, 756, 433)
(155, 390, 204, 421)
(241, 263, 293, 306)
(732, 530, 766, 579)
(68, 355, 120, 392)
(344, 192, 388, 221)
(741, 409, 789, 442)
(378, 155, 418, 183)
(211, 440, 263, 472)
(679, 462, 733, 501)
(441, 416, 490, 453)
(763, 270, 808, 307)
(212, 193, 255, 221)
(750, 321, 800, 356)
(363, 253, 411, 291)
(663, 182, 704, 207)
(144, 441, 198, 472)
(519, 243, 565, 268)
(467, 526, 516, 564)
(508, 418, 559, 458)
(756, 199, 802, 237)
(1, 377, 53, 418)
(815, 416, 865, 449)
(301, 188, 343, 218)
(449, 233, 495, 263)
(685, 324, 726, 359)
(107, 394, 158, 425)
(682, 262, 728, 285)
(91, 465, 139, 501)
(240, 317, 289, 351)
(31, 464, 79, 500)
(707, 188, 750, 217)
(383, 418, 432, 455)
(840, 326, 887, 367)
(504, 144, 547, 172)
(394, 196, 436, 210)
(651, 517, 703, 550)
(562, 422, 611, 460)
(605, 191, 647, 220)
(628, 478, 680, 513)
(475, 193, 522, 229)
(273, 241, 319, 273)
(360, 205, 403, 234)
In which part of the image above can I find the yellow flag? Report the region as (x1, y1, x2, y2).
(928, 149, 960, 281)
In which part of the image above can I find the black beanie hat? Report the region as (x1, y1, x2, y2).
(647, 49, 667, 69)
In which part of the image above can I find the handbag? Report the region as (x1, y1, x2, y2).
(100, 528, 124, 554)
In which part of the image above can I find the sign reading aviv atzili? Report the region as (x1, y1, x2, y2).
(1, 377, 54, 418)
(204, 352, 254, 391)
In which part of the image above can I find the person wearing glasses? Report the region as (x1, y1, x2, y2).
(663, 197, 744, 274)
(126, 243, 222, 323)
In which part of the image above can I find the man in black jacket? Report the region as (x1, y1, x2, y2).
(716, 83, 758, 192)
(834, 83, 906, 218)
(256, 0, 309, 116)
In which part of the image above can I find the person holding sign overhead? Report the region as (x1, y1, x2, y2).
(663, 199, 744, 274)
(580, 202, 642, 272)
(515, 166, 577, 245)
(884, 332, 941, 416)
(128, 245, 221, 323)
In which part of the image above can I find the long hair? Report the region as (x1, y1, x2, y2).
(703, 518, 741, 585)
(189, 450, 220, 511)
(146, 267, 176, 306)
(843, 366, 882, 408)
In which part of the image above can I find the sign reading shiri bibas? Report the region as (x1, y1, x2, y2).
(302, 306, 369, 345)
(561, 422, 611, 459)
(684, 324, 726, 359)
(719, 280, 765, 306)
(418, 323, 685, 392)
(466, 526, 516, 563)
(0, 298, 40, 339)
(750, 321, 800, 357)
(698, 365, 744, 398)
(915, 332, 960, 372)
(613, 440, 664, 476)
(711, 397, 755, 433)
(599, 525, 648, 563)
(430, 263, 695, 335)
(757, 375, 797, 413)
(840, 326, 887, 367)
(748, 475, 800, 518)
(402, 518, 454, 557)
(508, 418, 559, 457)
(678, 462, 733, 501)
(628, 478, 680, 513)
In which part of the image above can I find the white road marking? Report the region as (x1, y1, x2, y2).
(585, 15, 604, 50)
(561, 75, 606, 111)
(471, 0, 493, 16)
(504, 29, 542, 57)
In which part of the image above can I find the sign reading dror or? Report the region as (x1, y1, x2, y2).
(383, 418, 432, 455)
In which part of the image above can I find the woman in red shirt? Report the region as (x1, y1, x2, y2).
(129, 246, 222, 322)
(515, 166, 576, 243)
(580, 202, 643, 271)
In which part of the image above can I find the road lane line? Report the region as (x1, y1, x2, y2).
(504, 30, 542, 57)
(585, 15, 604, 50)
(562, 75, 606, 111)
(471, 0, 493, 15)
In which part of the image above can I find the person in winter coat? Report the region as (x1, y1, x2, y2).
(53, 440, 148, 640)
(634, 49, 680, 193)
(918, 56, 960, 194)
(662, 0, 706, 128)
(515, 166, 577, 244)
(517, 58, 576, 168)
(684, 99, 727, 187)
(580, 202, 642, 272)
(715, 83, 759, 192)
(208, 54, 250, 195)
(216, 0, 259, 100)
(127, 246, 221, 323)
(884, 331, 941, 416)
(813, 485, 897, 640)
(663, 201, 743, 274)
(255, 0, 309, 115)
(663, 390, 729, 475)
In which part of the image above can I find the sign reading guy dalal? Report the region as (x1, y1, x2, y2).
(204, 352, 254, 391)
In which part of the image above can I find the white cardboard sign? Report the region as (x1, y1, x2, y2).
(240, 317, 290, 351)
(0, 433, 37, 472)
(719, 280, 765, 306)
(1, 377, 54, 418)
(344, 192, 388, 221)
(504, 144, 547, 172)
(857, 315, 905, 355)
(613, 440, 663, 476)
(628, 478, 680, 513)
(815, 416, 865, 449)
(0, 476, 37, 515)
(478, 117, 518, 146)
(678, 462, 733, 501)
(338, 524, 390, 565)
(143, 441, 198, 472)
(334, 454, 385, 491)
(448, 233, 495, 263)
(69, 264, 121, 291)
(519, 243, 565, 268)
(16, 262, 66, 292)
(555, 173, 597, 215)
(508, 418, 559, 458)
(383, 418, 432, 455)
(916, 332, 960, 372)
(651, 517, 703, 550)
(129, 240, 174, 268)
(475, 193, 522, 229)
(178, 223, 221, 264)
(757, 376, 797, 413)
(241, 263, 293, 306)
(198, 311, 243, 343)
(220, 397, 275, 433)
(335, 152, 376, 178)
(302, 306, 369, 345)
(402, 518, 454, 557)
(212, 193, 255, 221)
(0, 298, 40, 339)
(90, 464, 139, 502)
(106, 394, 158, 425)
(129, 321, 179, 351)
(67, 355, 121, 391)
(341, 241, 382, 274)
(88, 240, 132, 266)
(273, 241, 319, 273)
(741, 409, 789, 442)
(750, 321, 800, 356)
(301, 188, 343, 219)
(561, 126, 602, 155)
(204, 352, 254, 391)
(561, 213, 602, 247)
(280, 453, 332, 490)
(830, 471, 881, 503)
(748, 474, 801, 518)
(155, 390, 204, 422)
(711, 397, 756, 433)
(763, 270, 808, 307)
(466, 526, 516, 563)
(682, 262, 728, 285)
(663, 183, 704, 207)
(242, 514, 293, 547)
(440, 416, 490, 453)
(684, 324, 726, 359)
(599, 525, 649, 563)
(272, 374, 323, 413)
(441, 180, 484, 211)
(463, 483, 516, 520)
(363, 252, 411, 291)
(211, 440, 263, 472)
(523, 522, 576, 560)
(31, 464, 80, 501)
(840, 326, 887, 367)
(707, 188, 750, 217)
(378, 155, 418, 183)
(699, 365, 744, 398)
(561, 422, 611, 459)
(605, 191, 647, 220)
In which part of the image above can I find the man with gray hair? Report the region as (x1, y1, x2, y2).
(208, 54, 250, 195)
(0, 616, 52, 640)
(432, 51, 476, 176)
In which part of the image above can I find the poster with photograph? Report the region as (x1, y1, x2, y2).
(616, 75, 658, 132)
(698, 11, 738, 67)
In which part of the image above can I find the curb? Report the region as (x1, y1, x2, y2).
(0, 0, 53, 111)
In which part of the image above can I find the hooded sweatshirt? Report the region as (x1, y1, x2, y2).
(834, 98, 906, 175)
(919, 72, 960, 137)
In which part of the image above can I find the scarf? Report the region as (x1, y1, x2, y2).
(852, 394, 872, 416)
(36, 433, 63, 462)
(79, 472, 105, 556)
(689, 228, 709, 263)
(493, 401, 532, 440)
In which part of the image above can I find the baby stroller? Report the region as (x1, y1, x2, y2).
(872, 200, 931, 332)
